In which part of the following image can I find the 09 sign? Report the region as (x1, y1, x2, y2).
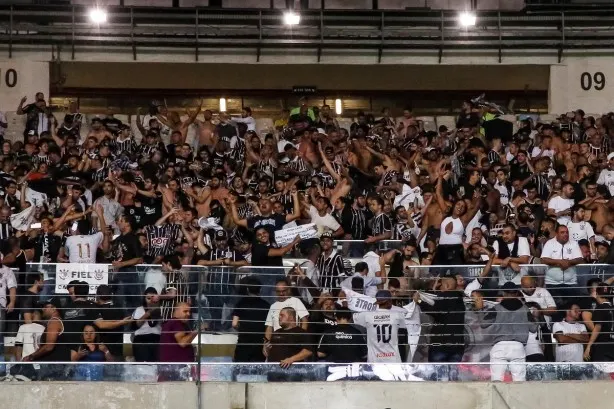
(580, 71, 605, 91)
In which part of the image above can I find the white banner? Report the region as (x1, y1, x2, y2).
(274, 223, 318, 246)
(0, 60, 49, 112)
(55, 263, 109, 295)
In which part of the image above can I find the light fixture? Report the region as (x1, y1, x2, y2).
(219, 98, 227, 112)
(89, 8, 108, 25)
(459, 11, 476, 27)
(283, 11, 300, 26)
(335, 99, 342, 115)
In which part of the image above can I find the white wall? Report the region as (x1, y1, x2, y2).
(548, 55, 614, 114)
(2, 381, 614, 409)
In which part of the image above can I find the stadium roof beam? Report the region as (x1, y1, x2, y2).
(2, 5, 614, 61)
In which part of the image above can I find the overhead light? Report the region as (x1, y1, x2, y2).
(89, 8, 108, 25)
(283, 11, 300, 26)
(219, 98, 227, 112)
(335, 99, 342, 115)
(459, 11, 476, 27)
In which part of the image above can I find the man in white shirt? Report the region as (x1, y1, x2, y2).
(264, 279, 309, 340)
(552, 303, 588, 362)
(520, 275, 557, 328)
(231, 107, 256, 131)
(597, 152, 614, 196)
(567, 204, 596, 257)
(492, 224, 531, 285)
(309, 198, 343, 237)
(340, 262, 382, 298)
(0, 264, 17, 357)
(354, 290, 406, 363)
(540, 224, 584, 301)
(547, 182, 575, 226)
(63, 205, 109, 263)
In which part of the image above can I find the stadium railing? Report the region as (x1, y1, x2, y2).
(1, 261, 613, 382)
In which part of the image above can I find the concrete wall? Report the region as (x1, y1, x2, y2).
(1, 381, 613, 409)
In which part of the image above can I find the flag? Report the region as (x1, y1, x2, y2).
(10, 205, 35, 231)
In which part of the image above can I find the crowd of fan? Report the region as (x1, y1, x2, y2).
(1, 92, 614, 381)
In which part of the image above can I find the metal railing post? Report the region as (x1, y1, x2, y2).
(197, 265, 203, 409)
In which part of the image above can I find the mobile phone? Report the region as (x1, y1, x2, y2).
(30, 223, 42, 229)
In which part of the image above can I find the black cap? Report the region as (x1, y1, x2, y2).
(501, 281, 519, 292)
(320, 231, 333, 240)
(375, 290, 392, 303)
(215, 229, 228, 241)
(41, 298, 63, 308)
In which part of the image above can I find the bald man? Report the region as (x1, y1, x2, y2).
(159, 302, 204, 363)
(520, 276, 557, 323)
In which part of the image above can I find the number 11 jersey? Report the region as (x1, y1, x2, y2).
(65, 232, 104, 263)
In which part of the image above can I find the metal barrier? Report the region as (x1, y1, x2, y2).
(2, 261, 614, 384)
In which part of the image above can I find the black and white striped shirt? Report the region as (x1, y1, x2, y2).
(488, 149, 501, 165)
(114, 138, 138, 157)
(137, 144, 158, 159)
(532, 173, 550, 200)
(371, 212, 393, 250)
(91, 166, 109, 182)
(337, 206, 368, 240)
(316, 249, 346, 292)
(0, 221, 14, 243)
(161, 270, 190, 322)
(144, 224, 180, 258)
(202, 248, 244, 295)
(382, 170, 399, 186)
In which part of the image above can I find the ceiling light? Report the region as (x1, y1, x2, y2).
(284, 11, 300, 26)
(89, 8, 108, 25)
(219, 98, 227, 112)
(459, 12, 476, 27)
(335, 99, 342, 115)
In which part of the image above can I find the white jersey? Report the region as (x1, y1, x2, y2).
(354, 307, 406, 363)
(65, 232, 104, 263)
(344, 288, 377, 313)
(15, 323, 45, 359)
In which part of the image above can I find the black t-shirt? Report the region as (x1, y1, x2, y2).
(252, 242, 283, 267)
(317, 323, 367, 363)
(578, 296, 598, 314)
(232, 296, 270, 346)
(124, 205, 144, 229)
(268, 327, 312, 362)
(247, 213, 286, 236)
(31, 232, 63, 262)
(97, 302, 125, 356)
(137, 192, 163, 227)
(20, 289, 39, 315)
(592, 302, 614, 351)
(110, 232, 143, 274)
(309, 312, 337, 335)
(63, 299, 101, 348)
(56, 168, 85, 185)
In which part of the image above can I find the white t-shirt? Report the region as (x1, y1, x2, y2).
(144, 268, 167, 294)
(362, 252, 381, 278)
(494, 182, 510, 205)
(354, 307, 406, 363)
(308, 206, 341, 236)
(492, 237, 531, 259)
(522, 287, 556, 327)
(540, 238, 583, 285)
(567, 221, 595, 242)
(393, 184, 424, 210)
(65, 232, 104, 263)
(531, 146, 554, 159)
(547, 196, 574, 226)
(15, 322, 45, 359)
(343, 288, 378, 313)
(597, 168, 614, 196)
(132, 306, 162, 336)
(340, 274, 382, 298)
(0, 265, 17, 308)
(552, 320, 587, 362)
(265, 297, 309, 331)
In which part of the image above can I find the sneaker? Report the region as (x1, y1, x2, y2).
(14, 374, 31, 382)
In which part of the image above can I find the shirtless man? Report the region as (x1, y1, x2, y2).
(158, 100, 203, 144)
(365, 145, 401, 173)
(417, 184, 446, 248)
(88, 118, 112, 143)
(582, 181, 610, 233)
(195, 110, 217, 148)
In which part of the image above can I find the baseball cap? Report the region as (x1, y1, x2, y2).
(320, 231, 333, 240)
(596, 240, 610, 250)
(375, 290, 392, 303)
(607, 152, 614, 161)
(27, 129, 37, 136)
(215, 230, 228, 241)
(41, 298, 63, 309)
(501, 282, 519, 292)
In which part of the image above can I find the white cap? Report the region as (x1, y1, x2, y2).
(317, 128, 326, 135)
(608, 152, 614, 161)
